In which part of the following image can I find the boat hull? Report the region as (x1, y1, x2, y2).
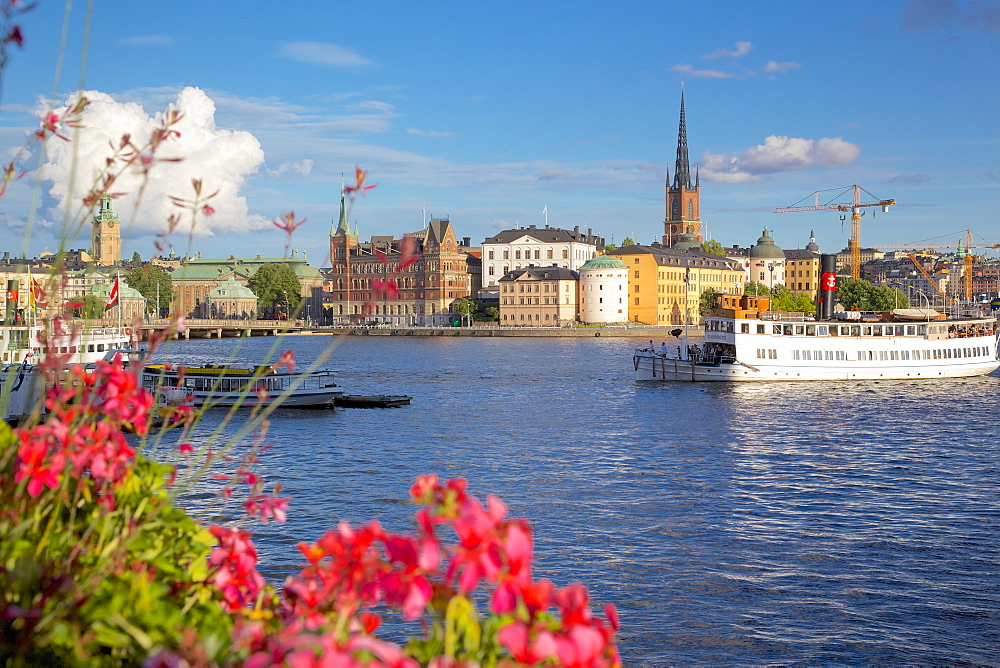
(635, 350, 1000, 382)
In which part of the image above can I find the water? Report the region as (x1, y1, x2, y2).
(148, 334, 1000, 664)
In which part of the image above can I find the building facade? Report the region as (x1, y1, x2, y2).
(170, 254, 323, 319)
(579, 255, 628, 324)
(498, 266, 579, 326)
(327, 190, 474, 325)
(481, 225, 603, 288)
(607, 244, 743, 325)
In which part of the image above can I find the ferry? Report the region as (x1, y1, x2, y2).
(1, 321, 134, 366)
(635, 256, 999, 382)
(141, 362, 343, 408)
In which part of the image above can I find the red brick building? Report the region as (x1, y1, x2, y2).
(326, 192, 475, 325)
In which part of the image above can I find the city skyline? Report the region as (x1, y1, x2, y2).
(1, 0, 998, 264)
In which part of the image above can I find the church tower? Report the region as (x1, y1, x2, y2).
(662, 90, 702, 248)
(92, 195, 121, 266)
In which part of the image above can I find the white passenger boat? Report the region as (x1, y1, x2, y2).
(141, 363, 343, 408)
(635, 256, 999, 382)
(1, 322, 134, 366)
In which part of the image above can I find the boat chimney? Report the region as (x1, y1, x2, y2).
(4, 279, 19, 325)
(818, 254, 837, 320)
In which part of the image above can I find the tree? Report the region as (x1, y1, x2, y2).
(73, 294, 105, 319)
(484, 306, 499, 321)
(125, 264, 173, 314)
(871, 285, 910, 311)
(602, 244, 617, 253)
(701, 239, 726, 257)
(247, 263, 302, 313)
(699, 288, 717, 312)
(131, 251, 142, 264)
(743, 281, 770, 296)
(620, 236, 635, 248)
(770, 285, 816, 312)
(453, 297, 477, 325)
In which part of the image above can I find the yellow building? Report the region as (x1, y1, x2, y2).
(783, 249, 821, 299)
(607, 244, 744, 325)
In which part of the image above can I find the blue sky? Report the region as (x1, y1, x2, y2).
(1, 0, 998, 264)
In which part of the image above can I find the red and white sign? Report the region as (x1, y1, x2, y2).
(821, 272, 837, 291)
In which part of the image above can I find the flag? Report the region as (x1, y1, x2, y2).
(30, 278, 47, 309)
(542, 205, 547, 216)
(106, 275, 120, 310)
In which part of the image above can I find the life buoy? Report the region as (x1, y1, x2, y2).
(126, 327, 132, 335)
(158, 393, 167, 405)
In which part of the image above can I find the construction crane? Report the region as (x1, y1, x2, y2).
(774, 185, 895, 280)
(879, 229, 1000, 301)
(905, 253, 948, 304)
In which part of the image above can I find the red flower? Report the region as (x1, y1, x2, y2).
(14, 435, 65, 497)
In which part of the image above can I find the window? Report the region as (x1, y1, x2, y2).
(503, 250, 509, 259)
(562, 250, 569, 259)
(488, 250, 495, 260)
(515, 250, 521, 259)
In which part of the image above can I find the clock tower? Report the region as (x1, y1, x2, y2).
(92, 196, 121, 266)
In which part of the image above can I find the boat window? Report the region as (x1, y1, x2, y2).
(863, 326, 873, 336)
(726, 322, 734, 333)
(918, 325, 927, 335)
(806, 325, 816, 336)
(97, 344, 105, 352)
(794, 325, 804, 335)
(850, 326, 861, 336)
(793, 350, 801, 360)
(817, 325, 829, 336)
(840, 326, 851, 336)
(757, 324, 765, 334)
(783, 325, 793, 335)
(88, 344, 95, 352)
(741, 323, 749, 333)
(773, 325, 782, 335)
(905, 326, 916, 336)
(893, 325, 903, 336)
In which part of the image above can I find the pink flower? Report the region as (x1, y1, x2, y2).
(178, 443, 194, 455)
(278, 350, 296, 374)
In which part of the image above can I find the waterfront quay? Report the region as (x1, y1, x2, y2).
(148, 318, 694, 340)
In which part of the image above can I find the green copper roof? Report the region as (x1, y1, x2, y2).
(580, 255, 627, 270)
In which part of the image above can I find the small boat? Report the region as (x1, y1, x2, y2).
(141, 363, 343, 408)
(634, 254, 1000, 382)
(334, 394, 412, 408)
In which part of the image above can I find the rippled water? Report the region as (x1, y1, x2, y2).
(147, 334, 1000, 664)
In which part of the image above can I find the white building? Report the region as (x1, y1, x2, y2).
(482, 225, 604, 288)
(578, 255, 628, 324)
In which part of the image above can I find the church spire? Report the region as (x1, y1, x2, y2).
(672, 89, 692, 190)
(331, 175, 350, 236)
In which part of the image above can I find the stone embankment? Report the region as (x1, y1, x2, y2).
(344, 325, 700, 339)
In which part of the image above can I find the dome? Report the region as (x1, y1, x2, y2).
(749, 228, 785, 259)
(672, 231, 703, 251)
(208, 278, 256, 300)
(805, 228, 819, 253)
(580, 255, 627, 270)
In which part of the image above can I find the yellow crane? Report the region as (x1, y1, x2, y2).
(774, 185, 895, 280)
(879, 230, 1000, 302)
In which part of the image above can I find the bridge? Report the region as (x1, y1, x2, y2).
(144, 318, 313, 339)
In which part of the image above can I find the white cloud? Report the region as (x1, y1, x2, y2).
(38, 87, 267, 238)
(700, 136, 861, 183)
(671, 63, 736, 79)
(267, 159, 314, 178)
(406, 128, 456, 138)
(703, 41, 753, 60)
(276, 42, 376, 68)
(762, 60, 802, 75)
